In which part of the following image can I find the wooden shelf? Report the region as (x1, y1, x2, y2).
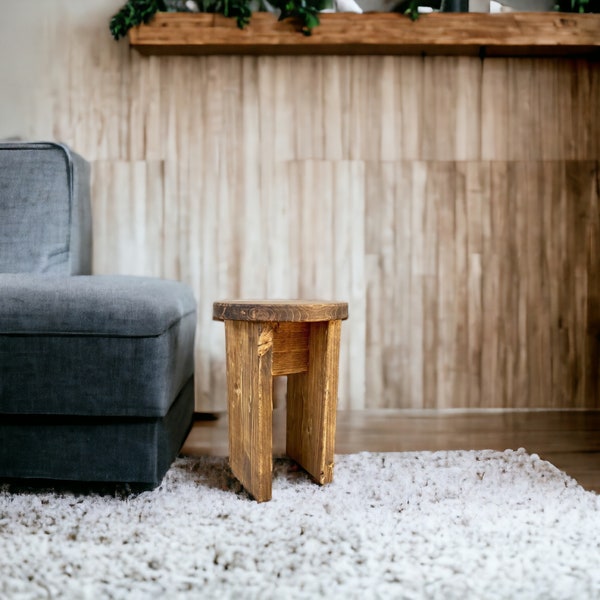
(128, 11, 600, 57)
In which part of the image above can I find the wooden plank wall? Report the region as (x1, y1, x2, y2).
(10, 1, 600, 410)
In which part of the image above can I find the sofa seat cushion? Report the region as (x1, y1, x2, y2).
(0, 274, 196, 418)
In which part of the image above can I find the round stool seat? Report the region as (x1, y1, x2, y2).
(213, 299, 348, 323)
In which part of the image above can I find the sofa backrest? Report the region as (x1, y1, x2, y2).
(0, 142, 92, 275)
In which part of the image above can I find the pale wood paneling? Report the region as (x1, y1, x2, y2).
(480, 58, 600, 161)
(361, 161, 600, 410)
(287, 161, 367, 410)
(8, 0, 600, 410)
(91, 161, 164, 276)
(87, 158, 598, 411)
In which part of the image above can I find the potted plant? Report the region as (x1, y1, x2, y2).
(110, 0, 332, 38)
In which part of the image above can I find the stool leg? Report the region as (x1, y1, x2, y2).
(286, 320, 342, 485)
(224, 320, 274, 502)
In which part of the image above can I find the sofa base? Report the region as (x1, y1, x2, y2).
(0, 377, 194, 489)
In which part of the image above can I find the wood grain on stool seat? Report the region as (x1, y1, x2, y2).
(213, 300, 348, 322)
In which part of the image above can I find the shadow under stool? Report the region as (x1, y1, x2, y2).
(213, 300, 348, 502)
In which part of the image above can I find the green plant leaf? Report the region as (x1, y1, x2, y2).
(109, 0, 167, 40)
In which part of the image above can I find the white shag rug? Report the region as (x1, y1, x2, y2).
(1, 449, 599, 599)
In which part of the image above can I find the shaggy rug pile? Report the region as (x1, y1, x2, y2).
(1, 449, 599, 599)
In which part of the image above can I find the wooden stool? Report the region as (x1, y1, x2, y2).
(213, 300, 348, 502)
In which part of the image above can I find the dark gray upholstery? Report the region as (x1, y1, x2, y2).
(0, 142, 91, 275)
(0, 274, 196, 417)
(0, 142, 196, 487)
(0, 379, 194, 485)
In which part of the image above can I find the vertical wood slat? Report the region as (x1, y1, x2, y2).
(225, 320, 273, 502)
(287, 320, 342, 485)
(422, 57, 482, 161)
(408, 162, 433, 406)
(587, 162, 600, 407)
(91, 161, 164, 276)
(16, 3, 600, 411)
(466, 162, 488, 407)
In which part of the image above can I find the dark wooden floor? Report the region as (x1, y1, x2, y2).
(182, 410, 600, 494)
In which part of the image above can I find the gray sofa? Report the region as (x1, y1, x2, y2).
(0, 142, 196, 488)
